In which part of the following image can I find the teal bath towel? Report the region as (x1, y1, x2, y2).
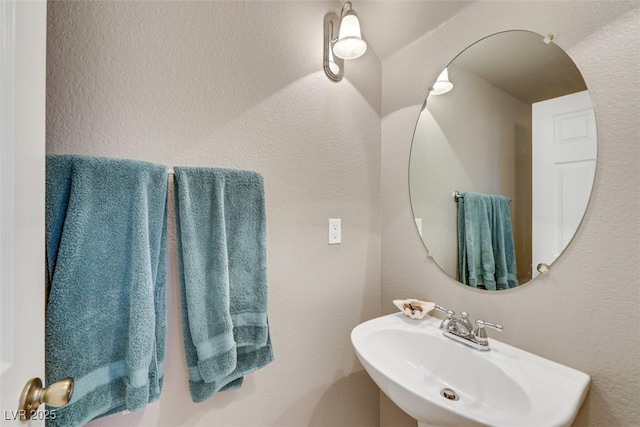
(45, 155, 169, 426)
(458, 191, 518, 290)
(174, 167, 274, 403)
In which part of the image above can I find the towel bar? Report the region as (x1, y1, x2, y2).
(453, 190, 511, 203)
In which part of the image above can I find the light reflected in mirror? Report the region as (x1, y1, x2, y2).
(409, 30, 597, 290)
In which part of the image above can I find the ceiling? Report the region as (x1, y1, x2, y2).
(354, 1, 474, 60)
(452, 31, 587, 104)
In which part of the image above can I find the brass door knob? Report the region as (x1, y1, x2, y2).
(18, 377, 74, 420)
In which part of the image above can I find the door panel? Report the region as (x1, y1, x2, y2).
(0, 1, 46, 424)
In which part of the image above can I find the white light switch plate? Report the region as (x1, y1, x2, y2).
(329, 218, 341, 244)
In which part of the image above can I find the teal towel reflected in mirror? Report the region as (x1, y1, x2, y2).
(458, 191, 519, 290)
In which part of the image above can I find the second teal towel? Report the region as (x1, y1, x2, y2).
(174, 167, 274, 402)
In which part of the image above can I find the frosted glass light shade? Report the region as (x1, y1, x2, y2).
(333, 13, 367, 60)
(431, 68, 454, 95)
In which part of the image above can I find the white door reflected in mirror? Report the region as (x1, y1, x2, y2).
(532, 91, 597, 278)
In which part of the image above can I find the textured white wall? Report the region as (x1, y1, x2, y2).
(46, 1, 381, 426)
(382, 2, 639, 426)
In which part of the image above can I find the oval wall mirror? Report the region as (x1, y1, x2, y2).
(409, 30, 597, 290)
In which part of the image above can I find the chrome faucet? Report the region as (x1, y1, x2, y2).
(435, 305, 502, 351)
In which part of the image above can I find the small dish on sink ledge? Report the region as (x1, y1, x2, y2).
(351, 312, 590, 427)
(393, 299, 436, 319)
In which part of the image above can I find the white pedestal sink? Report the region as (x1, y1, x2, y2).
(351, 313, 590, 427)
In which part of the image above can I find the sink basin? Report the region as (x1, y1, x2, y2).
(351, 313, 590, 427)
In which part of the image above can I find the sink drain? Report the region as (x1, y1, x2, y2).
(440, 388, 459, 401)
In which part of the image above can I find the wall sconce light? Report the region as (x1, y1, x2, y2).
(429, 68, 454, 95)
(323, 2, 367, 82)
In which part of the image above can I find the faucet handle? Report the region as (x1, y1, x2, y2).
(476, 319, 503, 331)
(435, 304, 455, 330)
(473, 319, 503, 346)
(436, 304, 456, 317)
(435, 304, 455, 317)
